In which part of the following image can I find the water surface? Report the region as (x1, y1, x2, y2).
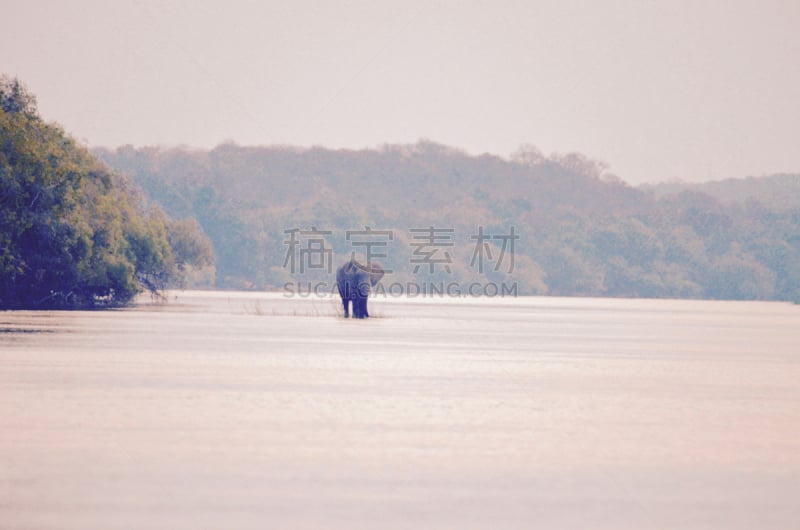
(2, 292, 799, 529)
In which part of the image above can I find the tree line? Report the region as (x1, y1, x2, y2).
(1, 76, 213, 309)
(93, 142, 800, 302)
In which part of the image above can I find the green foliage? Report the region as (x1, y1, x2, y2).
(93, 141, 800, 301)
(1, 75, 37, 115)
(0, 77, 213, 308)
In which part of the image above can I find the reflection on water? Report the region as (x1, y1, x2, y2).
(1, 292, 799, 529)
(0, 328, 54, 334)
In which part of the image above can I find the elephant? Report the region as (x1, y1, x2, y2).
(336, 257, 384, 318)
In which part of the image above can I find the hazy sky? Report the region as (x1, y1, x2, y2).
(3, 0, 799, 184)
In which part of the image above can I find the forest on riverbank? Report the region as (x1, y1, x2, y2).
(1, 77, 212, 309)
(94, 142, 800, 302)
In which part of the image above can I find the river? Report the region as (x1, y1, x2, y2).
(1, 292, 799, 529)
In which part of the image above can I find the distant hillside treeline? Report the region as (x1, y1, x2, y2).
(645, 175, 800, 212)
(94, 142, 800, 302)
(0, 77, 213, 309)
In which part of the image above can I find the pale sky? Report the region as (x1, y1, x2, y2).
(3, 0, 799, 184)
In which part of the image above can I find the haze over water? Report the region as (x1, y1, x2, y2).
(2, 292, 799, 529)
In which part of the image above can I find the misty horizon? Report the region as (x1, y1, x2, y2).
(3, 0, 799, 185)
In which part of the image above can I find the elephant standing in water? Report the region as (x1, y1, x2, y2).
(336, 258, 384, 318)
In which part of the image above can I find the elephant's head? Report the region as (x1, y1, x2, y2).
(358, 260, 385, 288)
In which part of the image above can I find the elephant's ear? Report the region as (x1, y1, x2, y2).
(370, 263, 385, 286)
